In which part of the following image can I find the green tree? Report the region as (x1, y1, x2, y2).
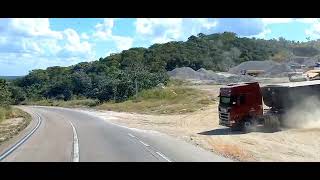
(0, 79, 12, 106)
(9, 85, 26, 105)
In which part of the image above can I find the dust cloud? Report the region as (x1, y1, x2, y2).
(283, 96, 320, 128)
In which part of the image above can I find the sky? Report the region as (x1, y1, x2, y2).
(1, 18, 320, 76)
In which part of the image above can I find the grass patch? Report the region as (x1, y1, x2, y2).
(166, 78, 190, 86)
(12, 107, 32, 122)
(24, 98, 100, 108)
(22, 79, 216, 115)
(0, 106, 14, 123)
(0, 106, 31, 123)
(98, 85, 216, 115)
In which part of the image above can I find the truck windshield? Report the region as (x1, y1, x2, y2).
(220, 96, 231, 104)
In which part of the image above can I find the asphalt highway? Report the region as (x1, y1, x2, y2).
(0, 106, 232, 162)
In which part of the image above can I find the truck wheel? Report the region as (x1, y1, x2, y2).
(243, 121, 251, 133)
(243, 120, 256, 133)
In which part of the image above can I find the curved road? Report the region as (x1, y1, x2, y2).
(0, 106, 231, 162)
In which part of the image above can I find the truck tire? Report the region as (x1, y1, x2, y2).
(243, 121, 252, 133)
(243, 118, 258, 133)
(231, 119, 256, 133)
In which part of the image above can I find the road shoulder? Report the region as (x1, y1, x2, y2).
(0, 107, 37, 158)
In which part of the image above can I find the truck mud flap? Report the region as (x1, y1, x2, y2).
(263, 115, 281, 133)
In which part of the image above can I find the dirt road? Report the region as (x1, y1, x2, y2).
(86, 84, 320, 161)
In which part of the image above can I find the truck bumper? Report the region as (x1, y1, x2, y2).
(219, 120, 235, 127)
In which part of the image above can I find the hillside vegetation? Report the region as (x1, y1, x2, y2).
(98, 84, 215, 114)
(3, 32, 320, 105)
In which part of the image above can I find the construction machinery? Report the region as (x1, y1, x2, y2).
(289, 69, 320, 82)
(218, 80, 320, 132)
(289, 62, 320, 82)
(241, 70, 265, 77)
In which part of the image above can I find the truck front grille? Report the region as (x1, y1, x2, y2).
(219, 112, 230, 125)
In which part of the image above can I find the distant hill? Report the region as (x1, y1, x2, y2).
(0, 76, 23, 80)
(12, 31, 320, 103)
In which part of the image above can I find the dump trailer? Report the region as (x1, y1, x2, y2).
(218, 80, 320, 132)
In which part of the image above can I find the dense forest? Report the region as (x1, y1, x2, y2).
(2, 32, 320, 104)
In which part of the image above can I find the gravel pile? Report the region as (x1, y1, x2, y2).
(167, 67, 201, 79)
(227, 59, 319, 78)
(228, 60, 283, 77)
(168, 67, 254, 84)
(287, 57, 317, 67)
(228, 60, 279, 74)
(264, 64, 294, 77)
(168, 57, 319, 84)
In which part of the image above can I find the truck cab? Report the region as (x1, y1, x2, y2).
(218, 82, 263, 130)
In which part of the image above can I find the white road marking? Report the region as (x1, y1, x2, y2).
(128, 132, 171, 162)
(139, 140, 150, 147)
(0, 112, 42, 161)
(68, 120, 79, 162)
(156, 151, 172, 162)
(128, 133, 135, 138)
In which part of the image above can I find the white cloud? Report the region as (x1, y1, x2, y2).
(64, 28, 81, 45)
(135, 18, 183, 42)
(93, 18, 114, 40)
(305, 21, 320, 39)
(56, 28, 93, 58)
(262, 18, 320, 25)
(295, 18, 319, 24)
(255, 18, 318, 40)
(5, 18, 62, 39)
(0, 18, 94, 63)
(246, 28, 271, 39)
(135, 18, 219, 44)
(112, 35, 133, 51)
(249, 18, 319, 40)
(92, 18, 134, 51)
(81, 32, 89, 40)
(135, 18, 154, 35)
(0, 51, 87, 75)
(22, 39, 42, 54)
(261, 18, 293, 24)
(257, 18, 319, 40)
(191, 18, 217, 30)
(135, 18, 183, 36)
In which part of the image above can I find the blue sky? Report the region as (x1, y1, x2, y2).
(1, 18, 320, 76)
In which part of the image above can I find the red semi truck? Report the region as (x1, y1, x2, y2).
(218, 80, 320, 132)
